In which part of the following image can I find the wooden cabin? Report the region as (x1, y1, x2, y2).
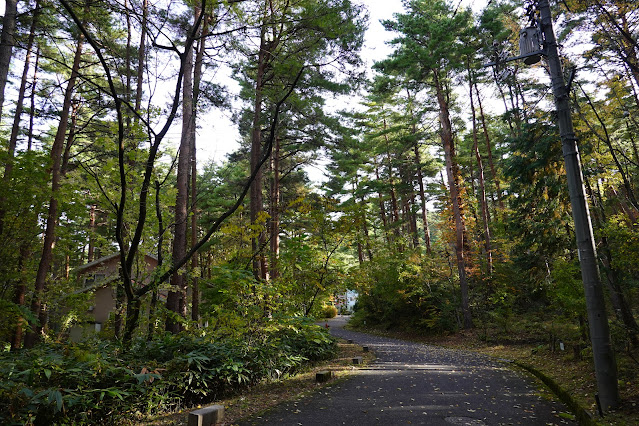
(69, 253, 158, 340)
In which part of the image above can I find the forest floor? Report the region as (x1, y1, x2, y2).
(141, 339, 375, 425)
(346, 320, 639, 426)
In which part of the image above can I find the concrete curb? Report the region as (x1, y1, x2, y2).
(512, 361, 597, 426)
(188, 404, 224, 426)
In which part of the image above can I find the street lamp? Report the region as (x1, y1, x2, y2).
(535, 0, 619, 413)
(486, 0, 620, 413)
(518, 27, 542, 65)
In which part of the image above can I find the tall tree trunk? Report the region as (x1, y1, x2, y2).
(475, 83, 503, 211)
(0, 2, 39, 236)
(134, 0, 147, 114)
(410, 195, 419, 248)
(382, 119, 400, 227)
(355, 185, 364, 263)
(10, 244, 30, 350)
(359, 195, 373, 261)
(576, 83, 639, 211)
(469, 69, 493, 275)
(433, 68, 472, 329)
(617, 12, 639, 98)
(269, 136, 281, 279)
(493, 78, 515, 136)
(28, 47, 40, 151)
(405, 86, 432, 253)
(148, 180, 164, 340)
(506, 79, 522, 136)
(124, 0, 132, 129)
(190, 121, 199, 325)
(114, 277, 125, 339)
(250, 21, 269, 281)
(123, 296, 141, 343)
(352, 181, 365, 264)
(190, 8, 207, 324)
(24, 35, 83, 348)
(626, 120, 639, 192)
(399, 163, 419, 248)
(374, 160, 389, 243)
(166, 25, 194, 333)
(87, 204, 96, 262)
(414, 144, 432, 254)
(0, 0, 17, 119)
(590, 179, 639, 347)
(61, 102, 78, 173)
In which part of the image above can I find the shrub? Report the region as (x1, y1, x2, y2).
(351, 251, 459, 334)
(320, 304, 337, 319)
(0, 318, 335, 425)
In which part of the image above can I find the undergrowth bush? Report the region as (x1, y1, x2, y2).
(350, 251, 459, 334)
(319, 304, 338, 319)
(0, 317, 335, 425)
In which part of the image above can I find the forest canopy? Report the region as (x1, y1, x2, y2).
(0, 0, 638, 422)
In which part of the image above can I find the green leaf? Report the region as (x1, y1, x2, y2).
(54, 390, 63, 412)
(47, 389, 63, 412)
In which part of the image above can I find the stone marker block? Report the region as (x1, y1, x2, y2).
(352, 356, 363, 365)
(347, 339, 354, 344)
(362, 346, 369, 352)
(316, 370, 332, 382)
(188, 404, 224, 426)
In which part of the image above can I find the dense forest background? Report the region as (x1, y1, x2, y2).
(0, 0, 638, 422)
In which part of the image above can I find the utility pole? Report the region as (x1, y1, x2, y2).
(537, 0, 619, 412)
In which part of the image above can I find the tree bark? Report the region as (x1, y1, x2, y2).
(590, 179, 639, 347)
(10, 244, 30, 350)
(148, 180, 164, 340)
(28, 48, 40, 151)
(191, 8, 209, 322)
(469, 68, 493, 275)
(134, 0, 147, 113)
(61, 102, 78, 174)
(360, 196, 373, 261)
(400, 163, 419, 248)
(0, 1, 39, 237)
(250, 19, 269, 281)
(24, 34, 84, 348)
(576, 83, 639, 211)
(124, 0, 132, 129)
(383, 119, 400, 227)
(0, 0, 18, 119)
(374, 160, 389, 243)
(166, 21, 194, 333)
(269, 135, 281, 279)
(475, 83, 503, 211)
(114, 276, 125, 339)
(433, 68, 472, 329)
(88, 204, 96, 262)
(414, 144, 431, 254)
(405, 86, 432, 254)
(190, 9, 207, 323)
(352, 182, 364, 264)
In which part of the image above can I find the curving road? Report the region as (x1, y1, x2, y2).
(239, 316, 576, 425)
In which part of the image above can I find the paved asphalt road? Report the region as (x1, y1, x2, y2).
(239, 316, 576, 425)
